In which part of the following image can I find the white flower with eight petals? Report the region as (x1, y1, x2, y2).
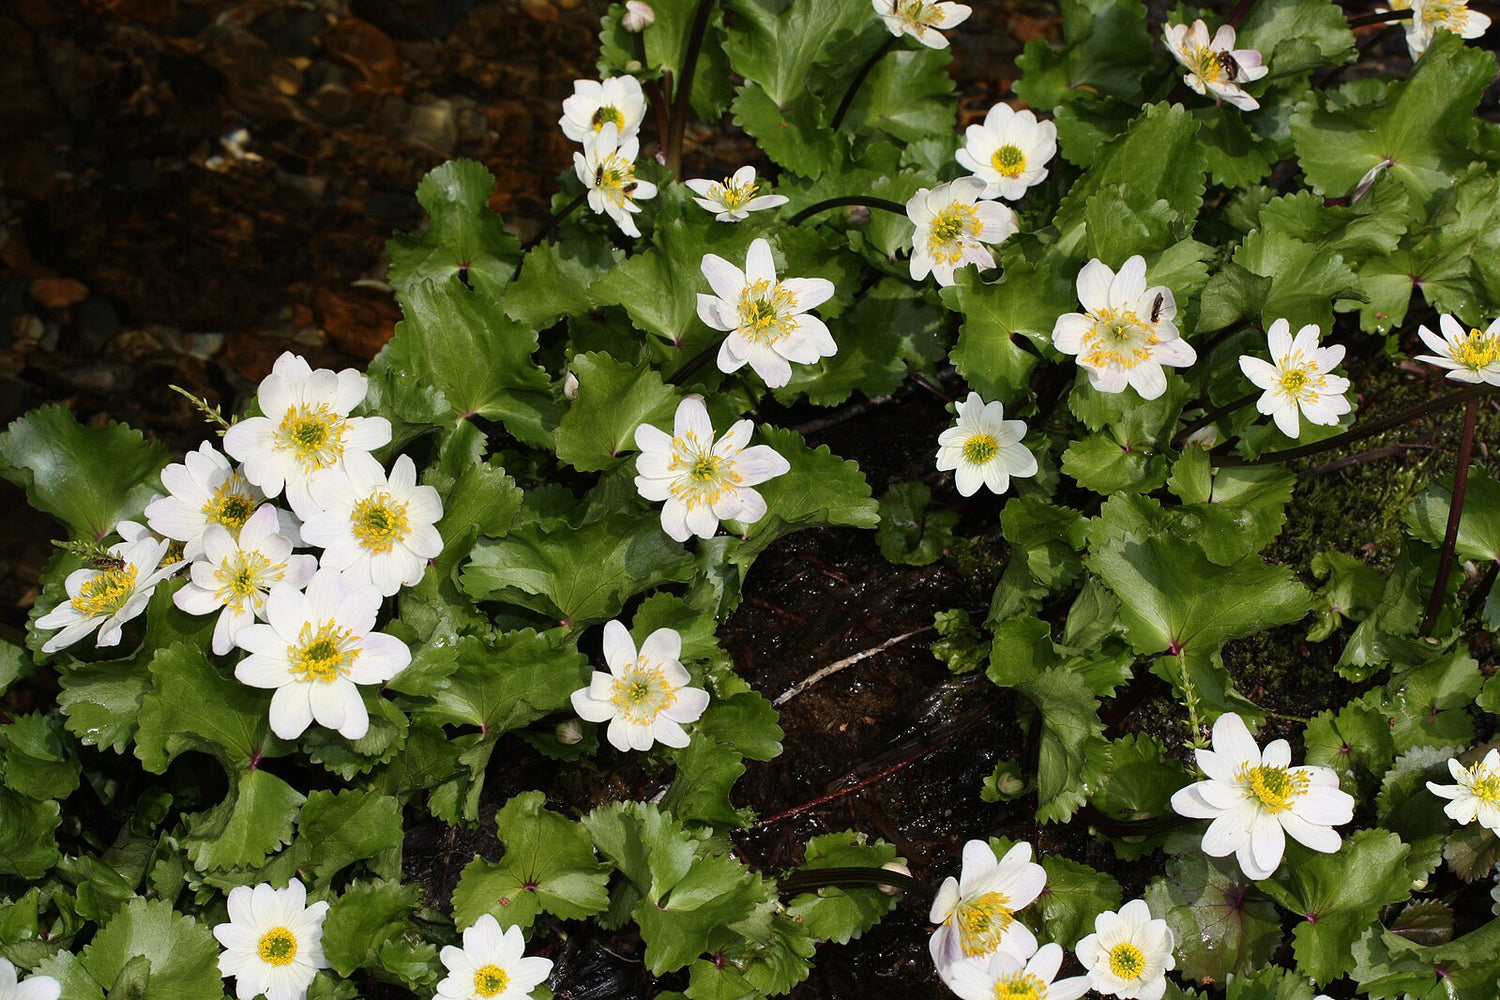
(35, 533, 181, 653)
(1238, 318, 1351, 439)
(954, 103, 1057, 201)
(685, 166, 789, 222)
(947, 943, 1092, 1000)
(570, 619, 709, 752)
(1075, 899, 1175, 1000)
(437, 914, 553, 1000)
(1051, 255, 1196, 400)
(1170, 712, 1355, 881)
(213, 880, 329, 1000)
(935, 392, 1037, 497)
(928, 840, 1046, 987)
(145, 441, 297, 560)
(873, 0, 971, 49)
(300, 453, 443, 597)
(906, 177, 1018, 287)
(1415, 314, 1500, 385)
(1163, 20, 1268, 111)
(575, 122, 658, 238)
(559, 76, 647, 144)
(0, 958, 59, 1000)
(1427, 747, 1500, 834)
(697, 238, 836, 387)
(634, 396, 790, 542)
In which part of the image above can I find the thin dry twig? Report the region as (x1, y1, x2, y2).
(773, 627, 932, 707)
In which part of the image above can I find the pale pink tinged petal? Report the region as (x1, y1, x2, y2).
(234, 622, 287, 657)
(1106, 255, 1147, 307)
(368, 555, 406, 597)
(930, 877, 961, 924)
(1272, 400, 1302, 439)
(637, 627, 681, 665)
(1153, 336, 1196, 368)
(349, 633, 410, 683)
(780, 276, 836, 311)
(776, 332, 824, 365)
(212, 606, 253, 656)
(1130, 363, 1168, 400)
(727, 486, 767, 525)
(744, 238, 778, 286)
(711, 419, 753, 458)
(732, 445, 790, 485)
(1249, 812, 1287, 876)
(344, 415, 392, 452)
(602, 619, 637, 671)
(1211, 712, 1261, 767)
(658, 658, 691, 688)
(336, 683, 370, 740)
(684, 501, 721, 539)
(1075, 259, 1115, 314)
(1051, 312, 1092, 354)
(635, 453, 675, 481)
(174, 582, 222, 616)
(697, 293, 735, 331)
(268, 683, 315, 739)
(634, 422, 672, 454)
(308, 678, 349, 733)
(1089, 365, 1130, 394)
(792, 313, 837, 355)
(684, 179, 716, 197)
(958, 839, 1001, 892)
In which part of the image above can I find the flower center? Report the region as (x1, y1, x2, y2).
(955, 891, 1014, 957)
(963, 433, 998, 465)
(202, 472, 258, 534)
(1081, 307, 1158, 370)
(257, 926, 298, 967)
(593, 154, 639, 205)
(71, 565, 138, 617)
(1193, 46, 1228, 82)
(473, 964, 510, 998)
(1420, 0, 1470, 28)
(591, 105, 624, 131)
(1109, 942, 1145, 980)
(1467, 763, 1500, 803)
(928, 203, 981, 265)
(717, 177, 759, 210)
(994, 973, 1046, 1000)
(275, 403, 349, 473)
(897, 0, 940, 28)
(990, 144, 1027, 179)
(288, 620, 360, 684)
(1278, 366, 1310, 394)
(669, 435, 743, 511)
(1457, 330, 1498, 370)
(609, 665, 680, 725)
(1240, 763, 1310, 813)
(350, 491, 411, 554)
(215, 551, 278, 608)
(735, 279, 800, 345)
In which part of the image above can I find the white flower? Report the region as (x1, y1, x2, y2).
(559, 76, 647, 144)
(232, 567, 410, 740)
(1415, 314, 1500, 385)
(873, 0, 971, 49)
(947, 943, 1092, 1000)
(685, 166, 789, 222)
(1238, 318, 1351, 439)
(35, 534, 181, 653)
(935, 392, 1037, 497)
(1391, 0, 1491, 58)
(1051, 255, 1196, 400)
(634, 396, 789, 542)
(0, 958, 59, 1000)
(574, 122, 658, 238)
(437, 914, 553, 1000)
(213, 880, 329, 1000)
(145, 442, 299, 560)
(1075, 899, 1175, 1000)
(697, 238, 836, 387)
(1163, 20, 1268, 111)
(906, 177, 1018, 287)
(622, 0, 655, 32)
(928, 840, 1046, 987)
(300, 453, 443, 597)
(223, 352, 392, 521)
(1170, 712, 1355, 881)
(954, 104, 1058, 201)
(175, 505, 317, 656)
(570, 619, 709, 752)
(1427, 748, 1500, 833)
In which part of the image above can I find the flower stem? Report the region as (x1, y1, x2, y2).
(830, 36, 898, 132)
(1348, 9, 1413, 28)
(1212, 384, 1494, 468)
(521, 189, 588, 253)
(776, 867, 937, 900)
(788, 195, 909, 226)
(665, 0, 717, 177)
(666, 342, 718, 385)
(1421, 397, 1480, 636)
(1174, 390, 1259, 446)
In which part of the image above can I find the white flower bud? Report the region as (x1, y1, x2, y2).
(563, 371, 580, 400)
(623, 1, 655, 31)
(555, 719, 584, 745)
(878, 861, 911, 895)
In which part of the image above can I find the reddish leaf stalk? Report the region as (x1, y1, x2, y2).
(1421, 397, 1480, 636)
(665, 0, 718, 177)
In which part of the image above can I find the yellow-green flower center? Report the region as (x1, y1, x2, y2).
(1240, 763, 1309, 813)
(1466, 763, 1500, 803)
(735, 279, 800, 345)
(1279, 367, 1309, 393)
(203, 472, 258, 534)
(669, 433, 744, 511)
(257, 927, 298, 967)
(1109, 942, 1145, 979)
(215, 551, 278, 608)
(276, 403, 349, 473)
(928, 203, 981, 265)
(963, 434, 999, 465)
(1193, 45, 1229, 83)
(591, 105, 624, 131)
(593, 153, 639, 205)
(717, 177, 759, 210)
(350, 491, 410, 554)
(473, 963, 509, 998)
(994, 973, 1046, 1000)
(991, 145, 1026, 179)
(1082, 307, 1158, 370)
(288, 621, 360, 684)
(610, 665, 679, 725)
(898, 0, 941, 28)
(955, 891, 1014, 957)
(1457, 329, 1499, 370)
(71, 565, 138, 617)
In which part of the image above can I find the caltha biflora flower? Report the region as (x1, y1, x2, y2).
(437, 914, 553, 1000)
(213, 880, 329, 1000)
(1075, 899, 1175, 1000)
(873, 0, 971, 49)
(697, 237, 836, 386)
(1415, 314, 1500, 385)
(223, 352, 392, 521)
(1238, 318, 1351, 438)
(907, 177, 1019, 287)
(576, 122, 658, 238)
(946, 943, 1092, 1000)
(1170, 712, 1355, 880)
(685, 165, 789, 222)
(145, 441, 298, 560)
(232, 567, 411, 740)
(935, 392, 1037, 497)
(1390, 0, 1491, 59)
(175, 504, 317, 656)
(634, 395, 790, 542)
(928, 840, 1046, 987)
(1051, 255, 1195, 400)
(1427, 747, 1500, 834)
(570, 619, 709, 751)
(299, 453, 444, 597)
(558, 75, 646, 144)
(954, 103, 1058, 201)
(1164, 20, 1268, 111)
(35, 532, 181, 653)
(0, 958, 59, 1000)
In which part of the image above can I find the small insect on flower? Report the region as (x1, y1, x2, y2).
(1238, 318, 1351, 439)
(559, 76, 647, 144)
(1414, 314, 1500, 386)
(1075, 899, 1175, 1000)
(1427, 747, 1500, 834)
(436, 914, 554, 1000)
(0, 957, 60, 1000)
(928, 840, 1047, 987)
(953, 103, 1058, 201)
(575, 122, 658, 237)
(685, 165, 789, 222)
(934, 392, 1038, 497)
(213, 880, 329, 1000)
(1390, 0, 1492, 58)
(570, 619, 709, 752)
(906, 177, 1018, 287)
(1163, 19, 1268, 110)
(872, 0, 972, 49)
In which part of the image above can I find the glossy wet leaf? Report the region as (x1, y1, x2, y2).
(1146, 852, 1284, 984)
(387, 159, 521, 302)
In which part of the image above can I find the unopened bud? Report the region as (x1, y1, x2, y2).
(847, 205, 871, 228)
(878, 861, 911, 895)
(555, 719, 584, 745)
(623, 1, 655, 31)
(563, 371, 580, 400)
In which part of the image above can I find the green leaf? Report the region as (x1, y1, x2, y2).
(0, 788, 60, 878)
(1374, 649, 1481, 753)
(1089, 733, 1188, 831)
(1173, 465, 1297, 566)
(0, 712, 80, 802)
(554, 353, 680, 472)
(322, 880, 421, 978)
(79, 899, 222, 1000)
(437, 460, 524, 545)
(1037, 855, 1122, 949)
(1145, 852, 1283, 984)
(1233, 224, 1364, 331)
(931, 609, 989, 675)
(135, 642, 285, 772)
(940, 252, 1073, 405)
(1013, 0, 1153, 108)
(875, 482, 959, 567)
(503, 238, 622, 328)
(0, 405, 168, 541)
(182, 769, 304, 873)
(387, 159, 521, 302)
(424, 632, 588, 735)
(1306, 551, 1387, 643)
(661, 738, 748, 828)
(731, 428, 877, 565)
(1404, 466, 1500, 563)
(1303, 702, 1395, 790)
(1016, 667, 1110, 824)
(1237, 0, 1355, 77)
(845, 47, 957, 142)
(1224, 968, 1318, 1000)
(296, 789, 404, 882)
(452, 791, 611, 931)
(721, 0, 883, 108)
(784, 832, 899, 944)
(1062, 432, 1169, 495)
(696, 691, 783, 762)
(1196, 264, 1272, 335)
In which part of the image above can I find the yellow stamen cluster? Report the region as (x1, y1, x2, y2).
(257, 927, 299, 967)
(993, 973, 1046, 1000)
(71, 565, 138, 617)
(668, 433, 743, 511)
(594, 155, 639, 205)
(609, 665, 680, 725)
(203, 472, 258, 534)
(715, 176, 759, 210)
(1108, 942, 1145, 979)
(990, 145, 1027, 179)
(288, 621, 360, 684)
(215, 551, 278, 607)
(963, 433, 999, 465)
(955, 891, 1015, 957)
(1193, 46, 1228, 83)
(735, 279, 800, 345)
(897, 0, 941, 29)
(1455, 329, 1499, 371)
(928, 204, 982, 265)
(473, 964, 510, 998)
(1239, 763, 1310, 813)
(276, 404, 349, 473)
(1465, 763, 1500, 803)
(1081, 307, 1159, 371)
(350, 491, 411, 554)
